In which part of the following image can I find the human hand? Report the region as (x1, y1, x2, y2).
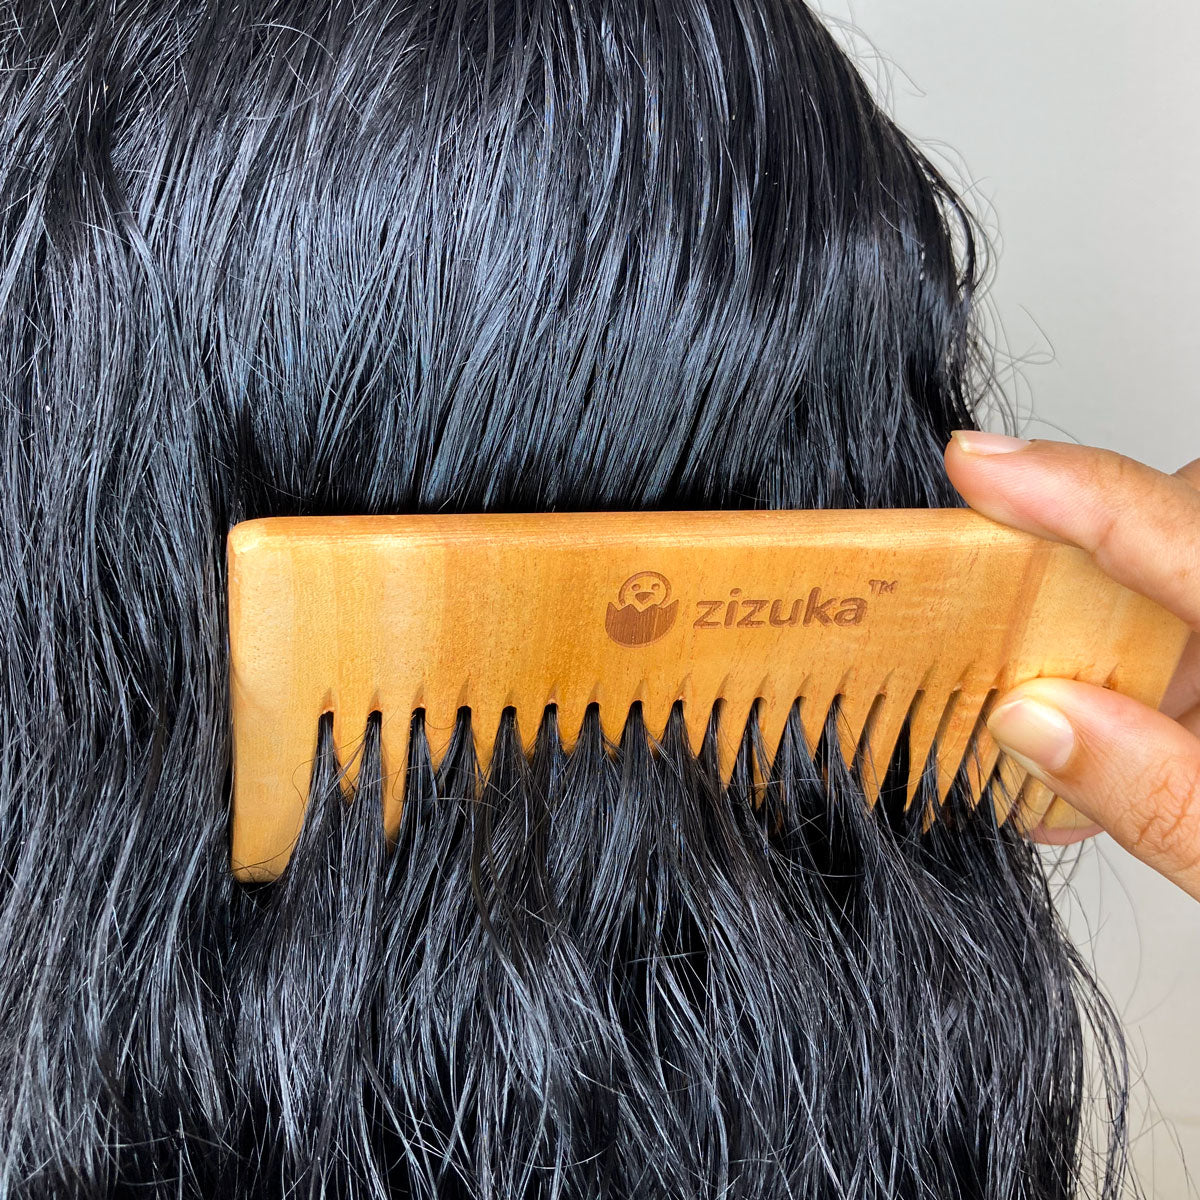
(944, 432, 1200, 902)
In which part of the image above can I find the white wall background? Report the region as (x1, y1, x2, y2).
(813, 1, 1200, 1193)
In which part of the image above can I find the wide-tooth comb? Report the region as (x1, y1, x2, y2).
(227, 510, 1189, 881)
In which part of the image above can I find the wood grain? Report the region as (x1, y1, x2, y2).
(227, 510, 1190, 880)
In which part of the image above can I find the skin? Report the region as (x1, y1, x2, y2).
(945, 432, 1200, 902)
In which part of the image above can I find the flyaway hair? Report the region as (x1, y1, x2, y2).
(0, 0, 1132, 1197)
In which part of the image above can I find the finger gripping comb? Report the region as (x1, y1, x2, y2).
(227, 510, 1188, 881)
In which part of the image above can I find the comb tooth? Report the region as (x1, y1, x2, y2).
(965, 701, 1004, 808)
(967, 741, 1005, 810)
(744, 698, 768, 793)
(904, 688, 953, 806)
(834, 677, 873, 770)
(990, 752, 1028, 825)
(422, 700, 462, 774)
(509, 682, 554, 760)
(741, 678, 781, 784)
(485, 673, 547, 773)
(683, 692, 711, 760)
(555, 693, 590, 756)
(933, 684, 992, 804)
(716, 714, 739, 786)
(1039, 795, 1094, 833)
(716, 686, 758, 785)
(332, 693, 375, 789)
(639, 687, 676, 749)
(799, 677, 842, 762)
(419, 668, 466, 773)
(471, 703, 506, 778)
(231, 713, 328, 880)
(902, 691, 940, 801)
(858, 685, 918, 804)
(596, 688, 628, 749)
(1015, 777, 1057, 834)
(732, 681, 763, 745)
(378, 709, 412, 841)
(757, 694, 795, 779)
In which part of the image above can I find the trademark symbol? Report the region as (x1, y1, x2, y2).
(868, 579, 898, 595)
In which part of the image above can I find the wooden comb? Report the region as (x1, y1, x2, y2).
(227, 510, 1189, 881)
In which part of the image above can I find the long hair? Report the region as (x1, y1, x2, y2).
(0, 0, 1130, 1196)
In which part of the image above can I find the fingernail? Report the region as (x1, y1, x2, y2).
(950, 430, 1030, 455)
(988, 698, 1075, 773)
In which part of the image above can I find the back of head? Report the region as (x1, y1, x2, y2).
(0, 1, 1128, 1197)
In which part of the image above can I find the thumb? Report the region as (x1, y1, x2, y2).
(988, 678, 1200, 902)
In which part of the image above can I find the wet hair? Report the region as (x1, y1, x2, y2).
(0, 0, 1132, 1196)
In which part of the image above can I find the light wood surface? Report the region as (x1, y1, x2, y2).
(227, 510, 1190, 880)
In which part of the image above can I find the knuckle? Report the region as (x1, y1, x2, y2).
(1127, 755, 1200, 872)
(1084, 454, 1138, 560)
(1087, 502, 1124, 565)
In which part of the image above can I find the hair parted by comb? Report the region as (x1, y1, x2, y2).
(0, 0, 1135, 1197)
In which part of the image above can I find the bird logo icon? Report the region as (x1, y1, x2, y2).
(604, 571, 679, 647)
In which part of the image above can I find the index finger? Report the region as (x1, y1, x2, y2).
(944, 433, 1200, 633)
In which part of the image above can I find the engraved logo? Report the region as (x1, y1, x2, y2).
(693, 588, 867, 629)
(605, 571, 680, 647)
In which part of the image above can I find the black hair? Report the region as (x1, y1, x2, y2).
(0, 0, 1131, 1196)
